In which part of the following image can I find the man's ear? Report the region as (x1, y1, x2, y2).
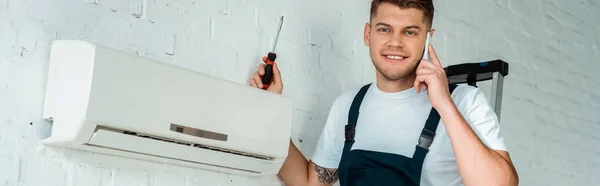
(430, 29, 435, 37)
(364, 23, 371, 46)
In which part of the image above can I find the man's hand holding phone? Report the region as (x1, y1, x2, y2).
(414, 33, 453, 111)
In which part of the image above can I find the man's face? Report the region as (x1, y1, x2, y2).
(364, 3, 431, 81)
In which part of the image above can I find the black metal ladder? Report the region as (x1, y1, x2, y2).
(444, 59, 509, 120)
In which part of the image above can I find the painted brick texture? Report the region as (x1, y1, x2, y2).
(0, 0, 598, 185)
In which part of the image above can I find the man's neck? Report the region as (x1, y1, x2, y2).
(375, 73, 417, 93)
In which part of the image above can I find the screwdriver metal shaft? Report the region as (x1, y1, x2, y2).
(272, 16, 284, 52)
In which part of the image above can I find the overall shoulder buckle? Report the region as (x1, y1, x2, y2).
(418, 129, 435, 149)
(344, 123, 356, 143)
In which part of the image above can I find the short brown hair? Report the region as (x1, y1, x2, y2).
(370, 0, 435, 28)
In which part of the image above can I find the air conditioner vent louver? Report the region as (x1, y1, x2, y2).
(109, 128, 274, 161)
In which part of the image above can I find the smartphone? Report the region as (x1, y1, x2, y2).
(422, 32, 431, 60)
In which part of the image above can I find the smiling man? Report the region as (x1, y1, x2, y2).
(249, 0, 519, 185)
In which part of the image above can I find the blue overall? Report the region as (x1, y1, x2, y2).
(337, 83, 458, 186)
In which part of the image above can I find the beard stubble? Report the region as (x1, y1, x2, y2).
(373, 58, 420, 81)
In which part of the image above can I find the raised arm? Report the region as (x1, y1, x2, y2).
(414, 45, 518, 186)
(248, 59, 340, 186)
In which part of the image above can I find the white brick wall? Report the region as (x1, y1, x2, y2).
(0, 0, 598, 185)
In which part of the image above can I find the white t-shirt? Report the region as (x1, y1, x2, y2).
(311, 83, 507, 186)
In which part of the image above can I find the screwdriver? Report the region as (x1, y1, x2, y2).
(261, 16, 284, 90)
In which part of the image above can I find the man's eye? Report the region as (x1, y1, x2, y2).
(405, 31, 416, 35)
(378, 28, 390, 32)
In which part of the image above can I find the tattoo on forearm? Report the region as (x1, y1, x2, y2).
(314, 165, 338, 184)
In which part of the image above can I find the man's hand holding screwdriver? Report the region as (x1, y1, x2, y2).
(249, 56, 283, 94)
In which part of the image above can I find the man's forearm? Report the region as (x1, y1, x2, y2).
(438, 102, 519, 186)
(278, 139, 309, 186)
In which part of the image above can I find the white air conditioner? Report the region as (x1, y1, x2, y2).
(41, 40, 293, 176)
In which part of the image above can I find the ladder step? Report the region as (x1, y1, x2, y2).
(444, 59, 509, 85)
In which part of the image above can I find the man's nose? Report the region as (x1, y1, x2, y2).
(387, 33, 404, 48)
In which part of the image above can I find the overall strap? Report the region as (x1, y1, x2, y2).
(417, 83, 459, 149)
(343, 83, 372, 150)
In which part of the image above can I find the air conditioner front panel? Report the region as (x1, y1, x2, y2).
(83, 46, 291, 158)
(41, 40, 293, 176)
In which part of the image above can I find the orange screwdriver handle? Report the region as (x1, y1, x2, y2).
(261, 52, 277, 89)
